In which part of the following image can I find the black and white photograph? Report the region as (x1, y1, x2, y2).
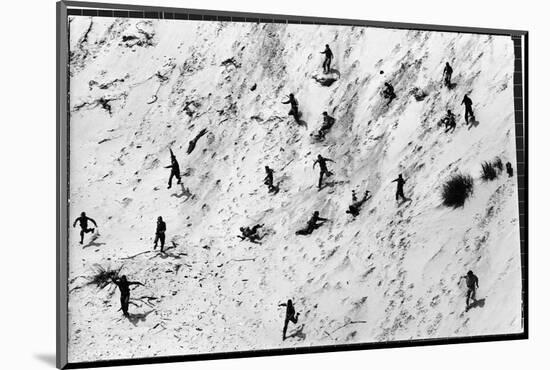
(9, 0, 550, 369)
(63, 11, 525, 364)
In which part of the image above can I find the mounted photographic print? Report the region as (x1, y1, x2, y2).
(56, 1, 528, 368)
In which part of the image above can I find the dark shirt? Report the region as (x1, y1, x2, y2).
(322, 48, 333, 59)
(392, 177, 406, 190)
(114, 279, 141, 296)
(282, 96, 298, 110)
(168, 159, 180, 174)
(314, 157, 332, 171)
(323, 115, 335, 128)
(462, 96, 473, 107)
(156, 220, 166, 234)
(73, 216, 96, 229)
(465, 274, 479, 289)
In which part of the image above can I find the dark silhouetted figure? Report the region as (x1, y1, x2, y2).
(506, 162, 514, 177)
(313, 154, 334, 189)
(321, 44, 333, 74)
(282, 93, 300, 122)
(459, 270, 479, 309)
(383, 82, 396, 105)
(187, 128, 208, 154)
(392, 174, 407, 202)
(279, 299, 300, 340)
(154, 216, 166, 252)
(317, 111, 336, 139)
(238, 224, 264, 243)
(165, 149, 181, 189)
(443, 62, 453, 87)
(443, 109, 456, 133)
(346, 190, 371, 217)
(264, 166, 277, 193)
(73, 211, 98, 244)
(98, 97, 112, 115)
(296, 211, 329, 235)
(111, 275, 144, 317)
(461, 94, 475, 124)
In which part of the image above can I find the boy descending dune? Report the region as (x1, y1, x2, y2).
(165, 148, 182, 189)
(313, 154, 334, 190)
(279, 299, 300, 340)
(296, 211, 329, 235)
(317, 111, 336, 140)
(320, 44, 333, 74)
(72, 211, 98, 245)
(263, 166, 279, 193)
(459, 270, 480, 310)
(153, 216, 167, 252)
(346, 189, 371, 217)
(382, 82, 396, 105)
(111, 275, 144, 317)
(282, 93, 300, 123)
(392, 173, 408, 202)
(443, 61, 453, 87)
(461, 94, 475, 124)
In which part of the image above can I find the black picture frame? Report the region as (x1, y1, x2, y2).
(56, 1, 528, 368)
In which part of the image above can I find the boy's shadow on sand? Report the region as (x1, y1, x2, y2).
(327, 68, 341, 78)
(466, 298, 486, 311)
(467, 119, 480, 130)
(127, 310, 155, 326)
(171, 184, 193, 200)
(150, 246, 187, 260)
(319, 179, 348, 191)
(287, 324, 306, 340)
(83, 239, 106, 249)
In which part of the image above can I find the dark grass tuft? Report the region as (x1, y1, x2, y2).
(88, 264, 122, 289)
(481, 157, 503, 181)
(441, 173, 474, 208)
(481, 161, 498, 181)
(493, 157, 503, 172)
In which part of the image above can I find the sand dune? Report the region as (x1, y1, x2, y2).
(67, 17, 522, 363)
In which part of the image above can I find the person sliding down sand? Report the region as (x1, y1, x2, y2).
(238, 224, 264, 243)
(382, 82, 396, 105)
(111, 275, 144, 317)
(459, 270, 479, 310)
(313, 154, 334, 190)
(279, 299, 300, 340)
(296, 211, 329, 235)
(263, 166, 278, 193)
(317, 112, 336, 140)
(73, 211, 98, 245)
(346, 190, 371, 217)
(165, 148, 181, 189)
(441, 109, 456, 133)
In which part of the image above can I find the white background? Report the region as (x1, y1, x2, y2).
(0, 0, 546, 368)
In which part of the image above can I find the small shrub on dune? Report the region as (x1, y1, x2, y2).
(492, 157, 503, 172)
(88, 264, 122, 289)
(441, 173, 474, 208)
(481, 157, 503, 181)
(481, 161, 497, 181)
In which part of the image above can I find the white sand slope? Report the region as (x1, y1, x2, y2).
(66, 17, 522, 363)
